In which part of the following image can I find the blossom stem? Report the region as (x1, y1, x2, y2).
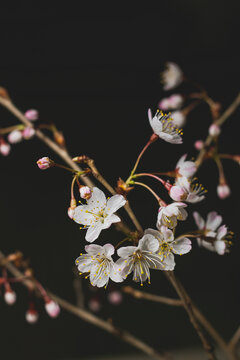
(130, 181, 166, 206)
(214, 156, 226, 185)
(54, 163, 80, 173)
(71, 176, 77, 200)
(133, 173, 171, 191)
(0, 124, 25, 135)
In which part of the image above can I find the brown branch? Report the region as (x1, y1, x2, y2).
(195, 93, 240, 168)
(0, 251, 172, 360)
(229, 327, 240, 354)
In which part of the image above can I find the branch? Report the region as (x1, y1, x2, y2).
(229, 327, 240, 353)
(0, 251, 172, 360)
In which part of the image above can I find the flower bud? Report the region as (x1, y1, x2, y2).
(194, 140, 204, 150)
(37, 157, 53, 170)
(4, 290, 16, 305)
(168, 94, 184, 109)
(107, 291, 123, 305)
(22, 127, 35, 140)
(88, 298, 101, 312)
(169, 185, 187, 201)
(217, 184, 231, 199)
(79, 186, 92, 200)
(25, 309, 39, 324)
(45, 300, 60, 318)
(158, 98, 170, 110)
(25, 109, 39, 121)
(8, 130, 23, 144)
(0, 142, 11, 156)
(209, 124, 221, 137)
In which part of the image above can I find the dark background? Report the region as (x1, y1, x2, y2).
(0, 2, 240, 359)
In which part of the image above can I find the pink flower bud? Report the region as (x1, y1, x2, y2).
(217, 184, 231, 199)
(158, 98, 170, 110)
(169, 186, 187, 201)
(168, 94, 183, 108)
(22, 127, 35, 140)
(37, 157, 53, 170)
(0, 142, 11, 156)
(107, 291, 123, 305)
(4, 290, 16, 305)
(25, 309, 39, 324)
(209, 124, 221, 137)
(88, 298, 101, 312)
(194, 140, 204, 150)
(80, 186, 92, 200)
(45, 300, 60, 318)
(8, 130, 23, 144)
(25, 109, 39, 121)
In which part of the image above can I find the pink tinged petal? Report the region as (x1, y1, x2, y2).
(214, 240, 226, 255)
(209, 124, 221, 137)
(169, 185, 187, 201)
(158, 98, 170, 110)
(117, 246, 137, 259)
(148, 108, 153, 122)
(206, 212, 222, 231)
(162, 253, 175, 271)
(179, 161, 196, 178)
(176, 154, 187, 168)
(193, 212, 205, 230)
(178, 207, 188, 220)
(73, 205, 96, 225)
(217, 184, 231, 199)
(216, 225, 227, 240)
(103, 243, 115, 257)
(172, 238, 192, 255)
(105, 195, 126, 215)
(87, 187, 106, 208)
(85, 222, 103, 243)
(8, 130, 23, 144)
(138, 234, 159, 252)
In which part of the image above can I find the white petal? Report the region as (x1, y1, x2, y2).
(138, 234, 159, 252)
(75, 254, 93, 273)
(85, 222, 103, 243)
(105, 195, 126, 215)
(90, 263, 110, 288)
(103, 243, 115, 257)
(214, 240, 226, 255)
(73, 205, 96, 225)
(110, 263, 124, 283)
(85, 244, 104, 255)
(162, 253, 175, 270)
(87, 187, 106, 208)
(172, 238, 192, 255)
(193, 212, 205, 230)
(144, 228, 162, 239)
(216, 225, 227, 240)
(178, 207, 188, 220)
(206, 212, 222, 231)
(159, 132, 182, 144)
(144, 253, 165, 270)
(151, 116, 163, 135)
(117, 246, 137, 259)
(102, 214, 121, 229)
(176, 154, 187, 169)
(160, 226, 174, 243)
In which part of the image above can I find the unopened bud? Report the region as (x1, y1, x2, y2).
(37, 157, 54, 170)
(80, 186, 92, 200)
(217, 184, 231, 199)
(8, 130, 23, 144)
(53, 130, 65, 147)
(194, 140, 204, 150)
(107, 291, 123, 305)
(45, 300, 60, 318)
(209, 124, 221, 137)
(158, 98, 170, 110)
(22, 127, 35, 140)
(0, 142, 11, 156)
(88, 298, 101, 312)
(169, 185, 187, 201)
(4, 290, 16, 305)
(25, 109, 39, 121)
(25, 309, 39, 324)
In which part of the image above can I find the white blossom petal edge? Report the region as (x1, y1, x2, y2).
(73, 187, 126, 242)
(157, 202, 188, 229)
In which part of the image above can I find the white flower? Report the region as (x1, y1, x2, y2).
(175, 154, 196, 178)
(162, 62, 183, 91)
(116, 234, 165, 285)
(208, 124, 221, 137)
(8, 130, 23, 144)
(193, 211, 231, 255)
(157, 202, 188, 229)
(73, 187, 126, 242)
(145, 226, 191, 270)
(4, 290, 16, 305)
(158, 94, 183, 110)
(75, 244, 123, 288)
(171, 111, 186, 128)
(148, 109, 183, 144)
(170, 177, 206, 203)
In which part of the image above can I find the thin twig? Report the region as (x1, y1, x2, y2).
(229, 327, 240, 353)
(0, 251, 172, 360)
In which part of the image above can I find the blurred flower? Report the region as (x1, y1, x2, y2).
(162, 62, 183, 91)
(148, 109, 182, 144)
(194, 140, 204, 150)
(175, 154, 196, 178)
(107, 290, 123, 305)
(8, 130, 23, 144)
(209, 124, 221, 137)
(25, 109, 39, 121)
(25, 309, 39, 324)
(157, 202, 188, 229)
(88, 298, 101, 312)
(22, 127, 35, 140)
(171, 111, 186, 128)
(73, 187, 126, 242)
(217, 184, 231, 199)
(45, 300, 60, 318)
(158, 94, 184, 110)
(37, 157, 54, 170)
(0, 140, 11, 156)
(79, 186, 92, 200)
(4, 289, 16, 305)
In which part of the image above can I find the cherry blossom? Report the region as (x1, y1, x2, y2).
(45, 300, 60, 318)
(209, 124, 221, 137)
(158, 94, 183, 110)
(175, 154, 196, 178)
(8, 130, 23, 144)
(157, 202, 188, 229)
(37, 157, 53, 170)
(170, 176, 206, 203)
(217, 184, 231, 199)
(171, 111, 186, 128)
(73, 187, 126, 242)
(162, 62, 183, 91)
(75, 244, 123, 288)
(148, 109, 183, 144)
(25, 109, 39, 121)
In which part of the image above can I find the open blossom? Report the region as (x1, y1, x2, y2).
(171, 111, 186, 128)
(170, 176, 206, 203)
(22, 127, 35, 140)
(193, 211, 231, 255)
(73, 187, 126, 242)
(217, 184, 231, 199)
(158, 94, 183, 110)
(157, 202, 188, 229)
(8, 130, 23, 144)
(162, 62, 183, 91)
(175, 154, 196, 178)
(116, 234, 166, 285)
(25, 109, 39, 121)
(148, 109, 182, 144)
(75, 244, 123, 288)
(145, 226, 191, 270)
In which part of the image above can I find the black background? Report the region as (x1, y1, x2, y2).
(0, 2, 240, 359)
